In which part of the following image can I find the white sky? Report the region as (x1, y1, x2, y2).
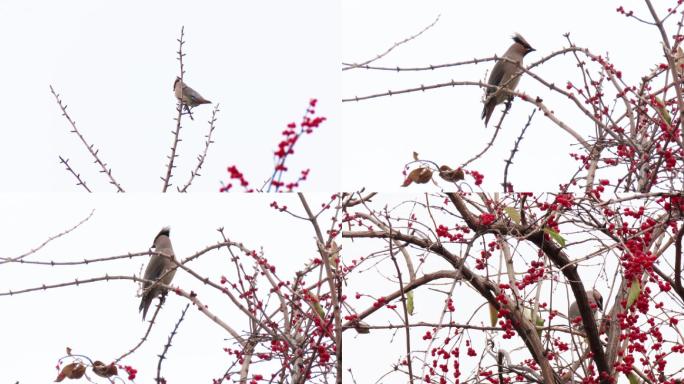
(0, 0, 340, 192)
(0, 193, 335, 383)
(342, 0, 667, 191)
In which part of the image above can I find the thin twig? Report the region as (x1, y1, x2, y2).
(114, 303, 163, 363)
(385, 207, 414, 384)
(1, 209, 95, 264)
(49, 86, 125, 192)
(644, 0, 684, 144)
(58, 156, 92, 192)
(343, 14, 440, 71)
(297, 193, 342, 384)
(343, 79, 591, 151)
(502, 109, 536, 191)
(178, 103, 220, 192)
(156, 303, 190, 383)
(460, 111, 505, 169)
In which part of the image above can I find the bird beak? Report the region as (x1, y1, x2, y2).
(528, 47, 536, 53)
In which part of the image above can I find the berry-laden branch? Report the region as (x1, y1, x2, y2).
(345, 2, 684, 193)
(6, 195, 344, 383)
(341, 191, 684, 383)
(219, 99, 326, 192)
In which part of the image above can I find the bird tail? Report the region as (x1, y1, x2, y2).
(139, 291, 152, 320)
(481, 98, 497, 127)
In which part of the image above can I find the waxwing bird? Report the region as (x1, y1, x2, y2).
(481, 33, 535, 127)
(139, 227, 177, 320)
(174, 77, 211, 120)
(568, 289, 603, 328)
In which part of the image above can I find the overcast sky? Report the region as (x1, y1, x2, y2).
(342, 0, 668, 191)
(0, 193, 334, 383)
(0, 0, 339, 192)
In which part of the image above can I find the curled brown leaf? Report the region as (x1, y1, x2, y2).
(402, 167, 433, 187)
(438, 165, 464, 182)
(93, 361, 118, 378)
(55, 362, 86, 382)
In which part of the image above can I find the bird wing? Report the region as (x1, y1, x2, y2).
(486, 60, 506, 96)
(141, 257, 165, 290)
(187, 88, 208, 104)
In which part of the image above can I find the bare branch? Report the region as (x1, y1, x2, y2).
(49, 85, 125, 192)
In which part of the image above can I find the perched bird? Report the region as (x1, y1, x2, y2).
(173, 77, 211, 119)
(568, 289, 603, 328)
(481, 33, 535, 127)
(139, 227, 177, 320)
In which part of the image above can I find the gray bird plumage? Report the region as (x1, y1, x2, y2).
(139, 227, 176, 320)
(568, 289, 603, 327)
(481, 33, 535, 127)
(174, 77, 211, 120)
(174, 77, 211, 107)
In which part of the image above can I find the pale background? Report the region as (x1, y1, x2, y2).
(342, 0, 664, 191)
(0, 193, 332, 383)
(0, 0, 340, 192)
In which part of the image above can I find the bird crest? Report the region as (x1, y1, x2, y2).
(152, 226, 171, 246)
(512, 33, 533, 50)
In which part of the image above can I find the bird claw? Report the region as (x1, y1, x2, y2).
(181, 104, 195, 120)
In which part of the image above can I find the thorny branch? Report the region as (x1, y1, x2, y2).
(50, 85, 125, 192)
(341, 191, 684, 383)
(178, 103, 220, 192)
(5, 196, 342, 382)
(162, 26, 187, 192)
(156, 304, 190, 383)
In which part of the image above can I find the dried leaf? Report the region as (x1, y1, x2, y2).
(93, 361, 118, 378)
(402, 167, 433, 187)
(412, 151, 420, 161)
(438, 165, 465, 182)
(55, 362, 86, 382)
